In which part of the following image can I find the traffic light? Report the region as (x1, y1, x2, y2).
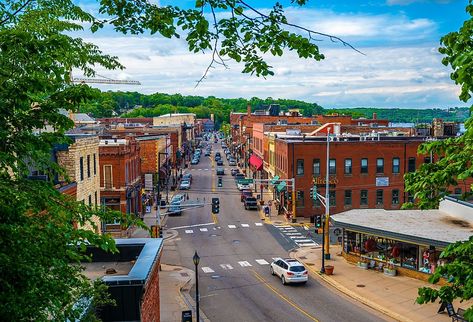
(159, 226, 163, 238)
(310, 185, 317, 200)
(212, 197, 220, 214)
(315, 216, 322, 228)
(218, 177, 222, 187)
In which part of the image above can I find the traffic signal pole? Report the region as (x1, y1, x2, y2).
(324, 129, 331, 260)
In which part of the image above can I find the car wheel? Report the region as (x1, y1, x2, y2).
(281, 276, 286, 285)
(270, 267, 275, 276)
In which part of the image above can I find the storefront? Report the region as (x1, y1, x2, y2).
(331, 197, 473, 281)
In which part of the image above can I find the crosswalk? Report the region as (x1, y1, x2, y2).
(177, 222, 265, 234)
(273, 224, 319, 248)
(201, 257, 279, 274)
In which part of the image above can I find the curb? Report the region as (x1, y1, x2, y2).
(180, 271, 211, 322)
(291, 251, 413, 322)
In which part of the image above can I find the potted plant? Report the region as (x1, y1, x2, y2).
(357, 258, 369, 270)
(383, 263, 397, 276)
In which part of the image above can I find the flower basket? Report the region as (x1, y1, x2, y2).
(383, 267, 397, 277)
(357, 261, 368, 270)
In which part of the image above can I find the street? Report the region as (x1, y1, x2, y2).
(161, 140, 389, 322)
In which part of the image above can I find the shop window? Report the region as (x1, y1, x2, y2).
(392, 189, 399, 205)
(376, 158, 384, 174)
(329, 190, 336, 207)
(312, 159, 320, 176)
(408, 157, 416, 172)
(296, 159, 304, 176)
(400, 243, 418, 270)
(360, 190, 368, 206)
(376, 190, 383, 205)
(329, 159, 336, 175)
(454, 188, 462, 195)
(344, 190, 352, 206)
(419, 247, 442, 274)
(344, 158, 352, 175)
(79, 157, 84, 181)
(360, 158, 368, 174)
(392, 157, 400, 174)
(296, 191, 304, 207)
(87, 155, 91, 178)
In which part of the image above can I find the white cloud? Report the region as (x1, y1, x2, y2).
(387, 0, 455, 5)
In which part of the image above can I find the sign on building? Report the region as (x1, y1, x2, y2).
(376, 177, 389, 187)
(144, 173, 154, 191)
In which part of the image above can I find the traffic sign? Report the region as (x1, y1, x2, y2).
(237, 178, 254, 184)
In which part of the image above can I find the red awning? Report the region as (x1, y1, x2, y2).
(249, 154, 263, 171)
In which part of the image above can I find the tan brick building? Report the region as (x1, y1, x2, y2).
(56, 134, 101, 233)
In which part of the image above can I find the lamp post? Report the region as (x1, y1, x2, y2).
(157, 152, 168, 226)
(193, 251, 200, 322)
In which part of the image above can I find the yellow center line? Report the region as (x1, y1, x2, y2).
(251, 270, 319, 322)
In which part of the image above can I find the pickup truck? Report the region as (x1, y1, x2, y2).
(244, 197, 258, 210)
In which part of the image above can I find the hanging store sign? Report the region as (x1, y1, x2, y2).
(313, 176, 338, 188)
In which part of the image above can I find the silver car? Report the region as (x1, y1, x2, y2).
(270, 258, 308, 285)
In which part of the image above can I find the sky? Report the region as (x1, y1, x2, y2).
(76, 0, 470, 109)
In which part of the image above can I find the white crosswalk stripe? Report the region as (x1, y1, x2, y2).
(297, 242, 319, 247)
(185, 230, 194, 234)
(255, 259, 269, 265)
(255, 223, 263, 226)
(202, 267, 215, 273)
(238, 261, 252, 267)
(228, 224, 237, 229)
(220, 264, 234, 270)
(200, 228, 208, 232)
(286, 233, 302, 236)
(293, 239, 314, 243)
(241, 224, 250, 227)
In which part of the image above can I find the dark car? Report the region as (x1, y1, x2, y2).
(231, 168, 240, 176)
(241, 190, 253, 202)
(244, 197, 258, 210)
(234, 173, 245, 182)
(216, 159, 224, 166)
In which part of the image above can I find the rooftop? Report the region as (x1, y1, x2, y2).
(82, 261, 134, 281)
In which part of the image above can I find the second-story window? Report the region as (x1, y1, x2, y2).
(376, 189, 384, 205)
(329, 159, 336, 175)
(344, 158, 352, 175)
(104, 165, 112, 189)
(87, 155, 91, 178)
(93, 153, 97, 175)
(329, 190, 336, 207)
(313, 159, 320, 176)
(392, 189, 399, 205)
(344, 190, 352, 206)
(360, 190, 368, 206)
(361, 158, 368, 174)
(376, 158, 384, 174)
(296, 159, 304, 175)
(79, 157, 84, 181)
(392, 157, 400, 174)
(408, 157, 416, 172)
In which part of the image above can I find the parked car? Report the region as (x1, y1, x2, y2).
(240, 190, 253, 202)
(216, 167, 225, 175)
(228, 159, 236, 166)
(182, 173, 192, 183)
(171, 194, 185, 204)
(216, 159, 224, 166)
(234, 173, 245, 182)
(179, 180, 191, 190)
(205, 150, 211, 156)
(270, 258, 308, 285)
(191, 158, 199, 165)
(244, 197, 258, 210)
(230, 168, 240, 176)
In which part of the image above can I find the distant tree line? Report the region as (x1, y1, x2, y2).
(78, 90, 469, 127)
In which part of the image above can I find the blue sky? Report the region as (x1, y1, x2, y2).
(77, 0, 470, 109)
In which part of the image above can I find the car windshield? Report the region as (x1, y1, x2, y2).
(181, 180, 189, 184)
(289, 266, 305, 272)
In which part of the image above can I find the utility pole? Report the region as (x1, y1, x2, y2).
(324, 128, 331, 260)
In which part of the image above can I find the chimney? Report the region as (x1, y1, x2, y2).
(372, 112, 377, 120)
(247, 104, 251, 116)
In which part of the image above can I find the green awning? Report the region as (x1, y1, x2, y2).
(270, 175, 280, 185)
(276, 181, 287, 192)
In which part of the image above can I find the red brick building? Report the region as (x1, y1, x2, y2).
(99, 137, 142, 233)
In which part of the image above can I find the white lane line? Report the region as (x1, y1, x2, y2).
(255, 223, 263, 226)
(238, 261, 252, 267)
(202, 267, 215, 273)
(274, 225, 291, 228)
(170, 222, 215, 230)
(241, 224, 250, 228)
(204, 168, 209, 171)
(228, 225, 237, 229)
(293, 239, 314, 243)
(220, 264, 234, 270)
(200, 228, 208, 232)
(255, 259, 269, 265)
(185, 230, 194, 234)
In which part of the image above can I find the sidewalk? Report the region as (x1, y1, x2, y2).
(291, 245, 467, 322)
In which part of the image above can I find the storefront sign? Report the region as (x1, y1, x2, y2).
(313, 176, 338, 188)
(376, 177, 389, 187)
(144, 173, 153, 191)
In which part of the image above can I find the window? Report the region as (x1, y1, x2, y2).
(87, 155, 91, 178)
(296, 191, 304, 207)
(312, 159, 320, 176)
(454, 188, 462, 195)
(407, 192, 414, 203)
(344, 190, 352, 206)
(93, 153, 97, 175)
(329, 190, 336, 207)
(104, 165, 112, 189)
(360, 190, 368, 206)
(79, 157, 84, 181)
(392, 157, 400, 174)
(296, 159, 304, 175)
(376, 158, 384, 173)
(94, 191, 98, 206)
(408, 157, 416, 172)
(361, 158, 368, 174)
(424, 156, 431, 164)
(329, 159, 336, 175)
(376, 190, 384, 205)
(344, 159, 352, 175)
(392, 189, 399, 205)
(88, 194, 92, 205)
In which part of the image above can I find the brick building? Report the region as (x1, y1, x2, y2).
(99, 137, 142, 234)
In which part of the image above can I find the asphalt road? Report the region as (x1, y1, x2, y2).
(161, 139, 390, 322)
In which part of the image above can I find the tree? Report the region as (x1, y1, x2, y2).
(0, 0, 353, 320)
(407, 2, 473, 320)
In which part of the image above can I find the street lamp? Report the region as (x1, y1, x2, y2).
(193, 251, 200, 322)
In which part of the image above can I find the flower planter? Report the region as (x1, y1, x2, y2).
(357, 262, 368, 270)
(324, 265, 334, 275)
(383, 268, 397, 276)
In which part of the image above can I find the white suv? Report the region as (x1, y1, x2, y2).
(270, 258, 308, 285)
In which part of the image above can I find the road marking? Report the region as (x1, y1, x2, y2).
(228, 224, 237, 229)
(204, 168, 209, 171)
(304, 226, 309, 231)
(200, 228, 208, 232)
(238, 261, 252, 267)
(202, 267, 215, 273)
(298, 243, 319, 247)
(255, 223, 263, 226)
(185, 230, 194, 234)
(272, 258, 279, 261)
(170, 222, 215, 230)
(241, 224, 250, 227)
(255, 259, 269, 265)
(220, 264, 233, 270)
(293, 239, 314, 243)
(286, 233, 302, 236)
(251, 270, 319, 322)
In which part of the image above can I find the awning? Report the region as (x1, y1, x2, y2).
(276, 181, 287, 192)
(270, 176, 280, 185)
(249, 154, 263, 171)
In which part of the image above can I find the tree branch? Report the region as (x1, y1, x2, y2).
(0, 0, 33, 26)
